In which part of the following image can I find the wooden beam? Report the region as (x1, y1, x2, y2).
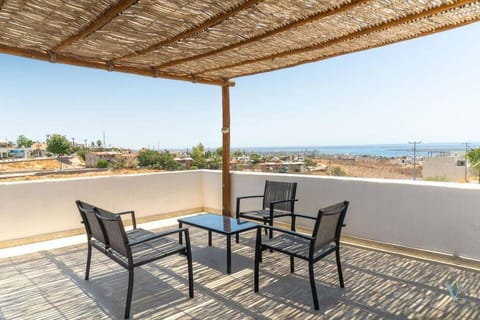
(52, 0, 139, 51)
(154, 0, 369, 69)
(198, 0, 478, 75)
(222, 84, 231, 217)
(234, 16, 480, 79)
(0, 0, 6, 10)
(0, 44, 234, 86)
(112, 0, 261, 63)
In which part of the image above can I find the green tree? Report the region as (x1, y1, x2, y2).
(96, 140, 102, 149)
(16, 135, 33, 148)
(250, 153, 261, 164)
(232, 150, 243, 159)
(466, 148, 480, 183)
(46, 134, 72, 156)
(191, 143, 207, 169)
(137, 149, 179, 170)
(138, 149, 161, 167)
(158, 152, 179, 170)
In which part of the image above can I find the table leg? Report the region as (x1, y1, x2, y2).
(178, 222, 183, 245)
(227, 234, 231, 274)
(235, 233, 239, 243)
(208, 230, 212, 246)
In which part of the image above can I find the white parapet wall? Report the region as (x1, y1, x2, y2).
(229, 171, 480, 261)
(0, 171, 204, 244)
(1, 170, 480, 262)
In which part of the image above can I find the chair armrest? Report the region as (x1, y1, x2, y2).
(237, 195, 264, 200)
(260, 225, 313, 241)
(269, 198, 298, 205)
(129, 228, 188, 246)
(292, 213, 316, 220)
(236, 195, 264, 218)
(269, 199, 298, 219)
(116, 210, 137, 229)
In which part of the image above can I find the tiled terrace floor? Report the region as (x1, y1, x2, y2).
(1, 218, 479, 319)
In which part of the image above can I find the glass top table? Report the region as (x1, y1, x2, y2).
(178, 213, 258, 273)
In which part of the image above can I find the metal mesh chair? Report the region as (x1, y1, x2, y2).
(76, 200, 144, 280)
(254, 201, 349, 310)
(76, 200, 193, 318)
(236, 180, 298, 240)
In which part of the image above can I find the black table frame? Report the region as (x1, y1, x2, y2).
(178, 213, 258, 273)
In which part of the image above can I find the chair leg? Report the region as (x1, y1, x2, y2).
(308, 262, 319, 310)
(263, 221, 268, 235)
(335, 247, 345, 288)
(254, 228, 261, 292)
(184, 230, 194, 298)
(125, 269, 134, 319)
(186, 248, 194, 298)
(85, 243, 92, 280)
(290, 255, 294, 273)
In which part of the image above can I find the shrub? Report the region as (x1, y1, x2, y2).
(329, 166, 347, 176)
(76, 149, 86, 161)
(96, 159, 110, 168)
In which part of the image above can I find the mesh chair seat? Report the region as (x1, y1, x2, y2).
(262, 234, 336, 260)
(130, 237, 186, 266)
(240, 209, 293, 221)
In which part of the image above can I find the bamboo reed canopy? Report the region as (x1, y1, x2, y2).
(1, 0, 480, 86)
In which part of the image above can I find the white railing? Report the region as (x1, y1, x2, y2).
(1, 170, 479, 261)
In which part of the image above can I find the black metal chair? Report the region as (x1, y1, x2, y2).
(76, 200, 193, 318)
(76, 200, 143, 279)
(236, 180, 298, 241)
(254, 201, 349, 310)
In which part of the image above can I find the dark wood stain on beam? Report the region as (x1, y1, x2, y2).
(0, 43, 233, 86)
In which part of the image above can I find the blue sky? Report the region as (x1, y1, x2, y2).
(1, 22, 480, 150)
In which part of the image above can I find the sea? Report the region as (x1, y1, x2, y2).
(236, 143, 480, 158)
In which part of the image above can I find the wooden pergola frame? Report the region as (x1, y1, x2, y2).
(1, 0, 479, 216)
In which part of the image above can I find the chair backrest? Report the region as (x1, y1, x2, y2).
(76, 200, 108, 243)
(311, 201, 349, 251)
(263, 180, 297, 212)
(94, 208, 130, 257)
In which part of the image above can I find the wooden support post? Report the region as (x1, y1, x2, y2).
(222, 84, 231, 216)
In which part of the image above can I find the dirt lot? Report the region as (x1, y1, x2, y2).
(306, 157, 420, 180)
(0, 156, 420, 182)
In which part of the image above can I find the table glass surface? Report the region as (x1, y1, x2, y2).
(178, 213, 257, 234)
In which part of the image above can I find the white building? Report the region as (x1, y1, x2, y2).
(422, 152, 473, 182)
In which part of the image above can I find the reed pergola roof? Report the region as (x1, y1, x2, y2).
(1, 0, 479, 86)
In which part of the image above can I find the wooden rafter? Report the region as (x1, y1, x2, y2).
(198, 0, 478, 76)
(112, 0, 261, 63)
(51, 0, 139, 52)
(153, 0, 369, 70)
(234, 16, 480, 80)
(0, 44, 233, 86)
(0, 0, 6, 9)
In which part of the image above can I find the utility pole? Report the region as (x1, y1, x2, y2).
(103, 130, 106, 149)
(465, 142, 469, 182)
(409, 141, 421, 180)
